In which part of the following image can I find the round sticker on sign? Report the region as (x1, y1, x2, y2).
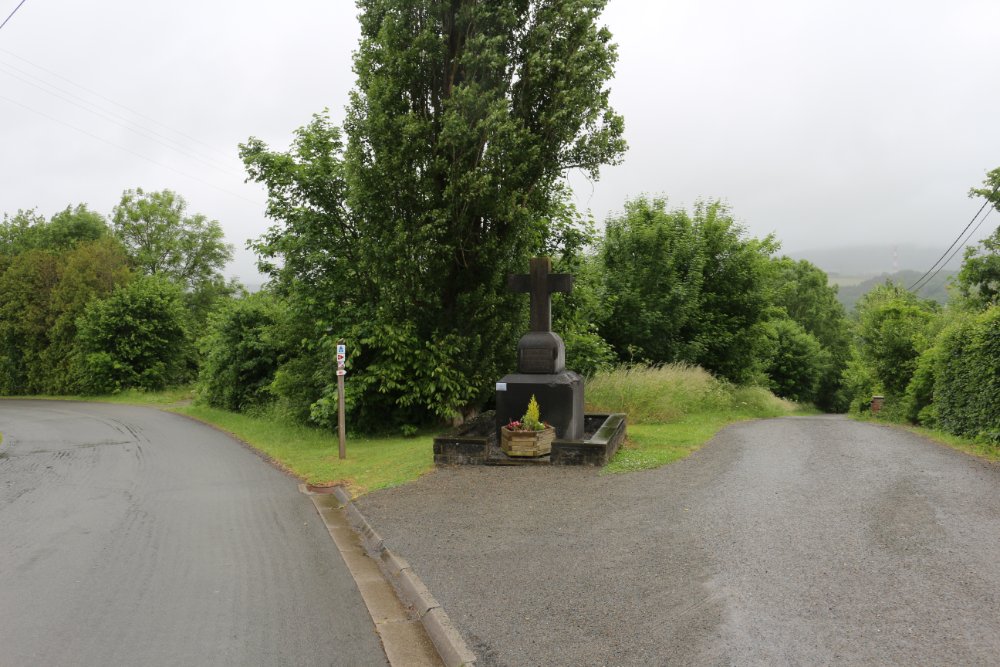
(336, 369, 347, 376)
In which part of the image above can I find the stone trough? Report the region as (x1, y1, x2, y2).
(433, 411, 627, 467)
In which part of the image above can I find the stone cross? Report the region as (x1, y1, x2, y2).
(507, 257, 573, 332)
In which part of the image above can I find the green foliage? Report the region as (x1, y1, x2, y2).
(75, 276, 190, 393)
(598, 196, 776, 384)
(40, 238, 132, 392)
(837, 270, 954, 311)
(761, 317, 826, 403)
(934, 306, 1000, 443)
(957, 223, 1000, 309)
(45, 205, 109, 249)
(552, 238, 615, 377)
(902, 344, 941, 426)
(242, 1, 625, 429)
(0, 249, 60, 393)
(197, 292, 288, 411)
(853, 282, 937, 398)
(1, 205, 107, 255)
(111, 188, 235, 326)
(521, 395, 543, 430)
(765, 257, 851, 410)
(841, 351, 877, 414)
(957, 168, 1000, 309)
(585, 363, 795, 424)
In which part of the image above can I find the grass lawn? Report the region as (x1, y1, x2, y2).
(4, 365, 819, 493)
(590, 364, 816, 473)
(175, 405, 435, 496)
(607, 413, 760, 473)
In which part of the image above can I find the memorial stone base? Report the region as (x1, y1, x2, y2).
(495, 370, 585, 442)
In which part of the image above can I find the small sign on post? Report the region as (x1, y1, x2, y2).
(336, 340, 347, 460)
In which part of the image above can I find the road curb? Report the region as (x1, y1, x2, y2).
(332, 486, 477, 667)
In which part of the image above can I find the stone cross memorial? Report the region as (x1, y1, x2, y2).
(496, 256, 585, 444)
(507, 257, 573, 373)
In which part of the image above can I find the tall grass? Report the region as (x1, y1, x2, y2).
(587, 363, 806, 473)
(586, 363, 795, 424)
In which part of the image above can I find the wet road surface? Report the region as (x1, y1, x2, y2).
(358, 415, 1000, 666)
(0, 400, 388, 667)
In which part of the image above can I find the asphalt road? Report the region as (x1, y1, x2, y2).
(0, 400, 388, 667)
(357, 415, 1000, 666)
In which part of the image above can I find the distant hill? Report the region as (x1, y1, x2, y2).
(785, 245, 957, 312)
(787, 244, 945, 276)
(832, 270, 956, 312)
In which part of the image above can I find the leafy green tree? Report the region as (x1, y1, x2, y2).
(0, 249, 60, 393)
(766, 257, 851, 410)
(242, 0, 625, 428)
(956, 168, 1000, 309)
(198, 292, 288, 411)
(1, 209, 49, 257)
(761, 317, 826, 403)
(599, 196, 776, 383)
(853, 282, 937, 398)
(74, 276, 190, 393)
(1, 205, 107, 256)
(954, 168, 1000, 308)
(111, 188, 233, 290)
(44, 205, 109, 249)
(957, 224, 1000, 309)
(42, 238, 132, 392)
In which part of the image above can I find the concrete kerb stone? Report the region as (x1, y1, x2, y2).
(397, 568, 438, 618)
(423, 608, 478, 667)
(333, 485, 477, 667)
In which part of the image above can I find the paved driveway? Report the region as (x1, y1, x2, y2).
(357, 416, 1000, 666)
(0, 400, 388, 667)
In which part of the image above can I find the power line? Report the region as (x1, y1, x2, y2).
(0, 93, 260, 206)
(0, 48, 232, 163)
(907, 190, 997, 292)
(913, 208, 993, 295)
(0, 63, 242, 177)
(0, 0, 28, 32)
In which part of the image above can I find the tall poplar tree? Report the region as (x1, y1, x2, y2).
(243, 0, 624, 427)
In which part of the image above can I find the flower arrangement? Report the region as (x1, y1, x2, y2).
(506, 395, 549, 432)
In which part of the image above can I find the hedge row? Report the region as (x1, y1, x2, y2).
(935, 307, 1000, 443)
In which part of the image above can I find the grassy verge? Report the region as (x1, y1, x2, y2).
(4, 386, 197, 406)
(588, 364, 814, 473)
(4, 363, 815, 488)
(175, 405, 435, 496)
(2, 390, 434, 496)
(851, 414, 1000, 463)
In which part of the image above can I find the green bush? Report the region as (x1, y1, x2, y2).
(935, 306, 1000, 443)
(74, 276, 190, 393)
(197, 292, 288, 411)
(902, 344, 941, 425)
(762, 317, 826, 403)
(598, 197, 776, 384)
(561, 323, 615, 378)
(841, 353, 877, 414)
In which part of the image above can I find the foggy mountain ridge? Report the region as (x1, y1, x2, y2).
(786, 244, 949, 277)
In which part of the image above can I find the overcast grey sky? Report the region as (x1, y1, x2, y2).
(2, 0, 998, 283)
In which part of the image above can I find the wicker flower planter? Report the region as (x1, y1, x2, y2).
(500, 425, 555, 457)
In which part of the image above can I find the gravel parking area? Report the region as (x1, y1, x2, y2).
(357, 416, 1000, 666)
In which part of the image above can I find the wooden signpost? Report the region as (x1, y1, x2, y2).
(336, 340, 346, 460)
